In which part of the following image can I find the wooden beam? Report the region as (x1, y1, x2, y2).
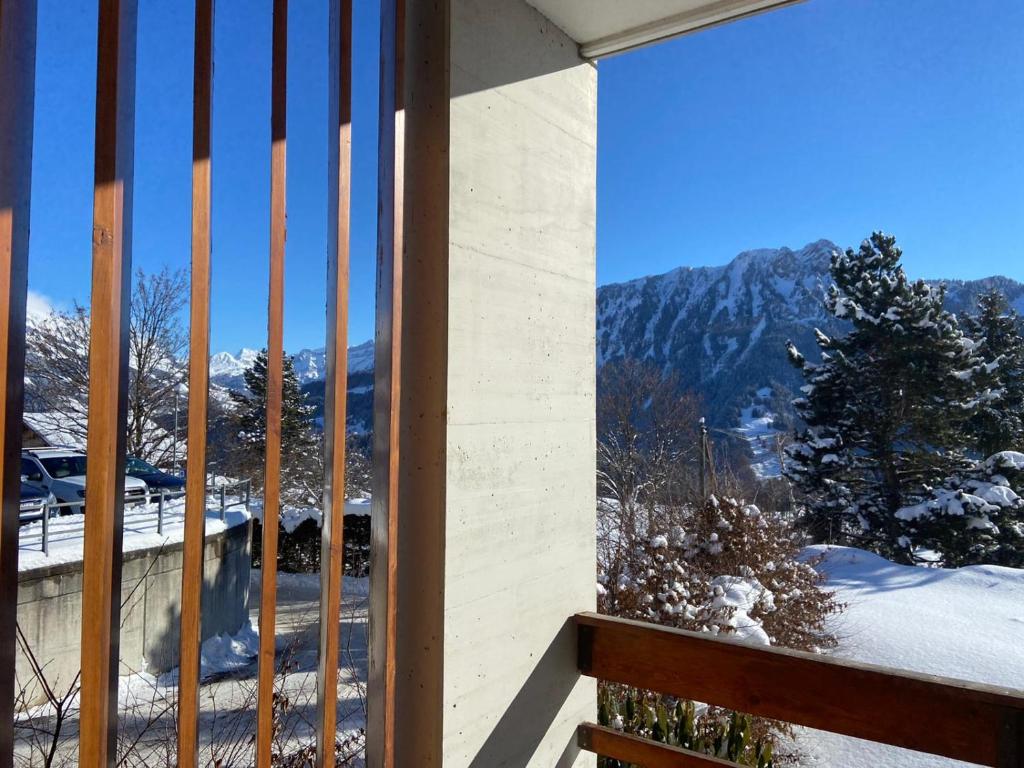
(79, 1, 138, 765)
(315, 0, 352, 765)
(176, 0, 214, 763)
(577, 723, 740, 768)
(367, 0, 404, 764)
(368, 0, 450, 762)
(255, 1, 287, 766)
(0, 3, 37, 765)
(576, 612, 1024, 767)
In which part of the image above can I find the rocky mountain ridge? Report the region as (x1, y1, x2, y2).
(597, 239, 1024, 425)
(210, 240, 1024, 431)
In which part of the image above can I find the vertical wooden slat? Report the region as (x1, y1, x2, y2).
(255, 1, 287, 766)
(78, 1, 138, 765)
(315, 0, 352, 765)
(367, 0, 404, 764)
(0, 3, 37, 765)
(176, 0, 214, 764)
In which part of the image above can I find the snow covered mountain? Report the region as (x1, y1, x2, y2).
(597, 239, 1024, 426)
(209, 348, 261, 391)
(209, 339, 374, 392)
(209, 239, 1024, 435)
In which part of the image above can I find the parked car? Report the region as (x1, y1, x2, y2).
(19, 483, 56, 524)
(21, 447, 149, 515)
(125, 456, 185, 501)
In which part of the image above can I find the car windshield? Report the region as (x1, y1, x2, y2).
(126, 458, 158, 474)
(39, 455, 88, 478)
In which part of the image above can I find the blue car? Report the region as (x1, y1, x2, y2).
(20, 483, 55, 523)
(126, 457, 185, 502)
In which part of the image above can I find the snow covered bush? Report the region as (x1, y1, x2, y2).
(599, 495, 839, 651)
(896, 451, 1024, 567)
(597, 495, 841, 763)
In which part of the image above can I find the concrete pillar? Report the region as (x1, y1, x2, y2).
(369, 0, 597, 765)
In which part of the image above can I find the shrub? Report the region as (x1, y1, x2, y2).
(597, 495, 842, 762)
(599, 496, 840, 652)
(251, 514, 371, 576)
(598, 686, 777, 767)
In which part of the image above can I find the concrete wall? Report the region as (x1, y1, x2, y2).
(16, 521, 251, 705)
(370, 0, 597, 763)
(445, 1, 597, 764)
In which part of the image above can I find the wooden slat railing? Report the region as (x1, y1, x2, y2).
(575, 612, 1024, 767)
(176, 0, 214, 764)
(255, 1, 289, 766)
(367, 0, 405, 764)
(0, 3, 38, 766)
(79, 1, 138, 765)
(3, 2, 360, 766)
(316, 0, 353, 765)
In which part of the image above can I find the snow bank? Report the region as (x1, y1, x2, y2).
(801, 546, 1024, 767)
(200, 620, 260, 678)
(250, 496, 371, 533)
(18, 496, 251, 572)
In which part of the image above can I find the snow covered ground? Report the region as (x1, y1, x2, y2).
(801, 546, 1024, 767)
(18, 503, 1023, 766)
(18, 495, 250, 571)
(14, 571, 368, 766)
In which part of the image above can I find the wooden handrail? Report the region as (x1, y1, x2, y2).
(576, 612, 1024, 767)
(578, 723, 738, 767)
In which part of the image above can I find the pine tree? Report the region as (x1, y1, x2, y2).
(785, 233, 991, 562)
(962, 290, 1024, 457)
(229, 350, 321, 506)
(895, 451, 1024, 567)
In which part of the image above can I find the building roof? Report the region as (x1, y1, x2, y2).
(23, 412, 86, 451)
(525, 0, 802, 58)
(23, 411, 184, 464)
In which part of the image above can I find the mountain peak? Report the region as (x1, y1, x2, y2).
(597, 239, 1024, 425)
(209, 340, 375, 391)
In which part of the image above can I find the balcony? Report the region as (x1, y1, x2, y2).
(2, 0, 1023, 766)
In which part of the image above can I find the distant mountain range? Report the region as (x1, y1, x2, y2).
(211, 239, 1024, 432)
(209, 340, 374, 392)
(210, 340, 375, 431)
(598, 239, 1024, 425)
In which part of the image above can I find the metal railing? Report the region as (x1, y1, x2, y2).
(20, 479, 252, 556)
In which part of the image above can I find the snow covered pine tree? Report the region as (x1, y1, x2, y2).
(962, 289, 1024, 458)
(784, 233, 1024, 564)
(229, 350, 322, 506)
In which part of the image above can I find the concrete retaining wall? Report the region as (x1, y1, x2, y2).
(16, 520, 251, 704)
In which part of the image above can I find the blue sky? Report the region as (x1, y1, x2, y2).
(27, 0, 1024, 354)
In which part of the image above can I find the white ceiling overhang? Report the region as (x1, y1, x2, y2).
(525, 0, 804, 59)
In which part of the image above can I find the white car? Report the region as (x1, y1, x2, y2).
(21, 448, 149, 515)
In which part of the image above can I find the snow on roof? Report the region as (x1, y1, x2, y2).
(23, 412, 86, 450)
(23, 410, 185, 461)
